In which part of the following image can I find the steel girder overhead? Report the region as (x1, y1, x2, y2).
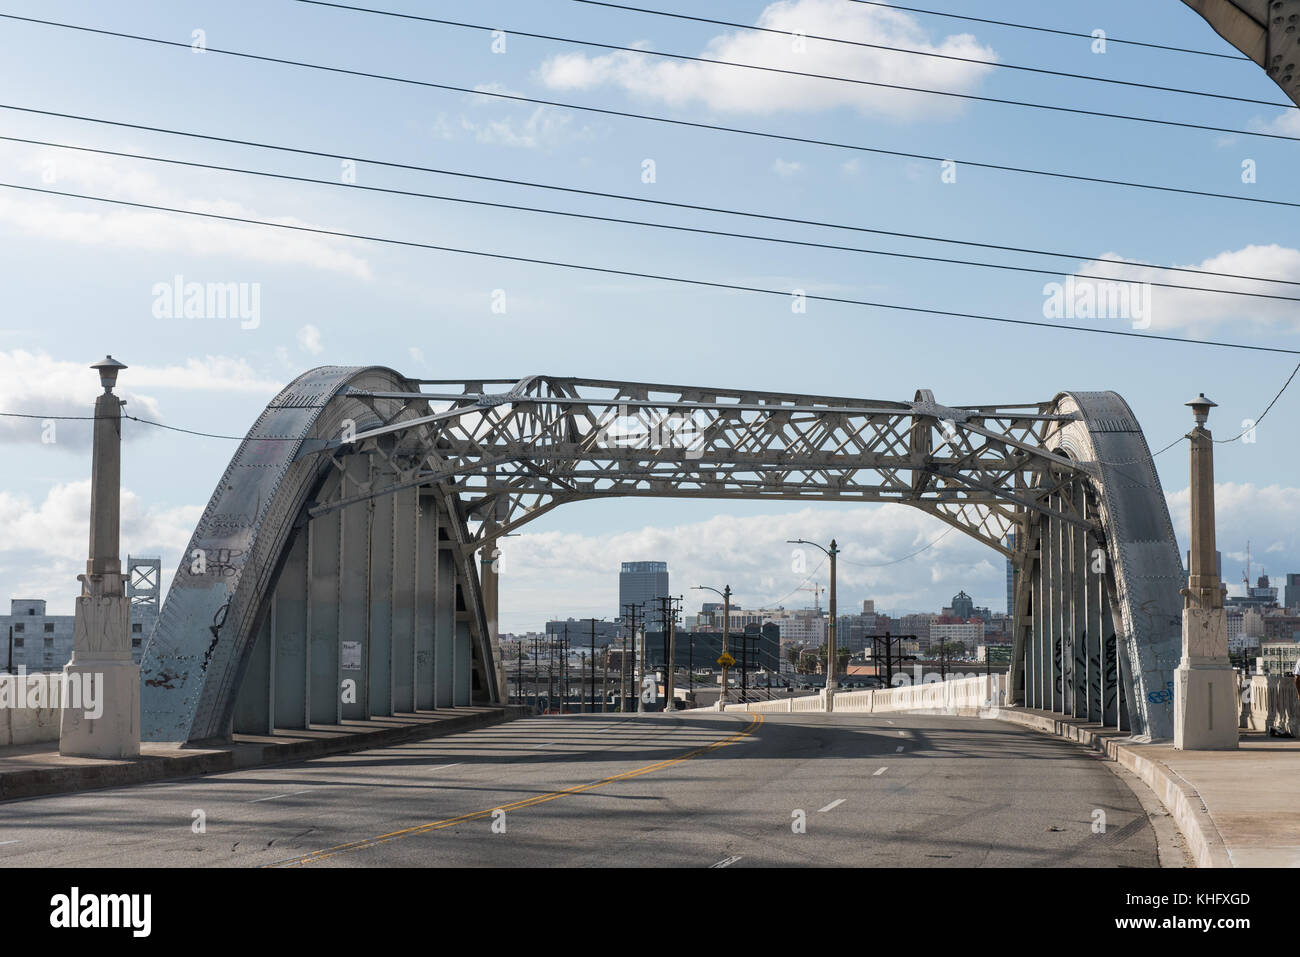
(1182, 0, 1300, 105)
(142, 369, 1183, 742)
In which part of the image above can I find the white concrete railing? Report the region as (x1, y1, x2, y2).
(0, 672, 64, 746)
(1242, 674, 1300, 736)
(720, 674, 1006, 716)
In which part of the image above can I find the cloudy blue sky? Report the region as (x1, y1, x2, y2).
(1, 0, 1298, 631)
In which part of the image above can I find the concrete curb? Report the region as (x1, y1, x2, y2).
(0, 706, 527, 803)
(990, 708, 1231, 869)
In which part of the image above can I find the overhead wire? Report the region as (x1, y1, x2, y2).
(5, 103, 1300, 289)
(301, 0, 1294, 110)
(10, 132, 1300, 305)
(6, 180, 1300, 357)
(7, 11, 1300, 202)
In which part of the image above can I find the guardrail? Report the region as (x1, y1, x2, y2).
(719, 674, 1006, 715)
(1242, 674, 1300, 736)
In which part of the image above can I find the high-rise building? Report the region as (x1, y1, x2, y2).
(1285, 573, 1300, 611)
(619, 561, 669, 623)
(951, 590, 974, 619)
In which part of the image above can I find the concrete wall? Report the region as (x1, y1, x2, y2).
(721, 674, 1006, 715)
(0, 672, 64, 746)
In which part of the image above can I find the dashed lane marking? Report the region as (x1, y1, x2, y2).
(269, 713, 765, 867)
(817, 799, 845, 813)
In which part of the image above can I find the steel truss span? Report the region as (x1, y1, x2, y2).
(139, 368, 1183, 742)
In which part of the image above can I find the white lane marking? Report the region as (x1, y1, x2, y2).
(886, 720, 894, 725)
(247, 789, 316, 804)
(897, 730, 905, 735)
(710, 855, 743, 868)
(873, 767, 888, 776)
(817, 799, 846, 813)
(0, 840, 20, 846)
(896, 745, 905, 752)
(429, 763, 462, 771)
(530, 742, 550, 749)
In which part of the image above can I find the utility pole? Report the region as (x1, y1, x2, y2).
(638, 619, 648, 714)
(601, 648, 609, 712)
(532, 635, 540, 713)
(562, 623, 569, 714)
(621, 602, 642, 712)
(584, 618, 605, 714)
(657, 596, 683, 711)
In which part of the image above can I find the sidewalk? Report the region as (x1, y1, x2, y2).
(0, 706, 526, 802)
(998, 708, 1300, 868)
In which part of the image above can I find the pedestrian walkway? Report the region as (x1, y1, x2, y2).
(0, 706, 524, 802)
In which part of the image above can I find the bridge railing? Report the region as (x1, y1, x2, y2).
(1242, 675, 1300, 736)
(717, 674, 1006, 715)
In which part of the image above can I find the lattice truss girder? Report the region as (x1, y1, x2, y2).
(311, 376, 1099, 557)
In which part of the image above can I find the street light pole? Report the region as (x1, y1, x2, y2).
(693, 584, 733, 710)
(788, 538, 840, 712)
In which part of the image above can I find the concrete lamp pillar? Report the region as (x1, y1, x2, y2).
(59, 356, 141, 759)
(1173, 393, 1238, 751)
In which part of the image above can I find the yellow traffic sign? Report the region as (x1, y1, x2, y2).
(717, 651, 735, 668)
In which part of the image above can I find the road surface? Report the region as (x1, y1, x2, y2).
(0, 712, 1160, 867)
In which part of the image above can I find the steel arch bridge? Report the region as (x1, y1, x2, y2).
(139, 367, 1185, 742)
(139, 0, 1296, 743)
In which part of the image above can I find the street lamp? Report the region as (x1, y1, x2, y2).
(693, 584, 733, 710)
(788, 538, 840, 711)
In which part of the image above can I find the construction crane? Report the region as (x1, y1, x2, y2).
(797, 582, 825, 613)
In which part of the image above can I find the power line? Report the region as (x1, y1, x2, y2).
(839, 526, 957, 567)
(8, 11, 1300, 194)
(7, 102, 1300, 288)
(15, 132, 1300, 306)
(301, 0, 1293, 111)
(8, 179, 1300, 357)
(560, 0, 1288, 107)
(1120, 357, 1300, 458)
(1216, 358, 1300, 444)
(843, 0, 1252, 62)
(0, 410, 283, 440)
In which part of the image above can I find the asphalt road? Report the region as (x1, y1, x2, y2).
(0, 712, 1159, 867)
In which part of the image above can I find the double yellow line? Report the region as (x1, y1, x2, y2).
(269, 712, 764, 867)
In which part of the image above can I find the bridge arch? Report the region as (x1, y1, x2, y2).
(141, 371, 1186, 742)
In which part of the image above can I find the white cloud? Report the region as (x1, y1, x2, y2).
(772, 158, 804, 177)
(0, 351, 282, 447)
(1166, 483, 1300, 595)
(409, 346, 426, 365)
(537, 0, 998, 119)
(1063, 244, 1300, 334)
(0, 145, 372, 279)
(841, 158, 861, 175)
(297, 324, 324, 355)
(0, 480, 202, 615)
(1250, 109, 1300, 137)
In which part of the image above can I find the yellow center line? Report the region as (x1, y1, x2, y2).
(267, 712, 764, 867)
